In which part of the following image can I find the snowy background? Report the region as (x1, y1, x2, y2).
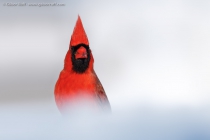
(0, 0, 210, 139)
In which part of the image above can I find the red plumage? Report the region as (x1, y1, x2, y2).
(54, 16, 111, 113)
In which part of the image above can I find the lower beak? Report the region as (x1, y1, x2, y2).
(75, 52, 87, 59)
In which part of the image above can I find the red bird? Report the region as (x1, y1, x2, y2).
(54, 16, 111, 113)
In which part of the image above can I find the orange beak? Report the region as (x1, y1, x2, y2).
(75, 46, 88, 59)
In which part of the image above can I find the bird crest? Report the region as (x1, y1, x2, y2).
(70, 15, 89, 47)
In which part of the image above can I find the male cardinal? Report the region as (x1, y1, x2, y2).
(54, 16, 111, 113)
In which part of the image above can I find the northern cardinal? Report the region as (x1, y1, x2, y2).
(54, 16, 111, 113)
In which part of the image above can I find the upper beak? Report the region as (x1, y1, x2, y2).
(75, 46, 88, 59)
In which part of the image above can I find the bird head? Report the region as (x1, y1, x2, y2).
(65, 16, 93, 73)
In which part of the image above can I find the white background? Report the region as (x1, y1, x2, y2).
(0, 0, 210, 139)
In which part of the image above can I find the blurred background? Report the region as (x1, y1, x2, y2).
(0, 0, 210, 139)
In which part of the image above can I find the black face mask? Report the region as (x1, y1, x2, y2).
(70, 44, 90, 73)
